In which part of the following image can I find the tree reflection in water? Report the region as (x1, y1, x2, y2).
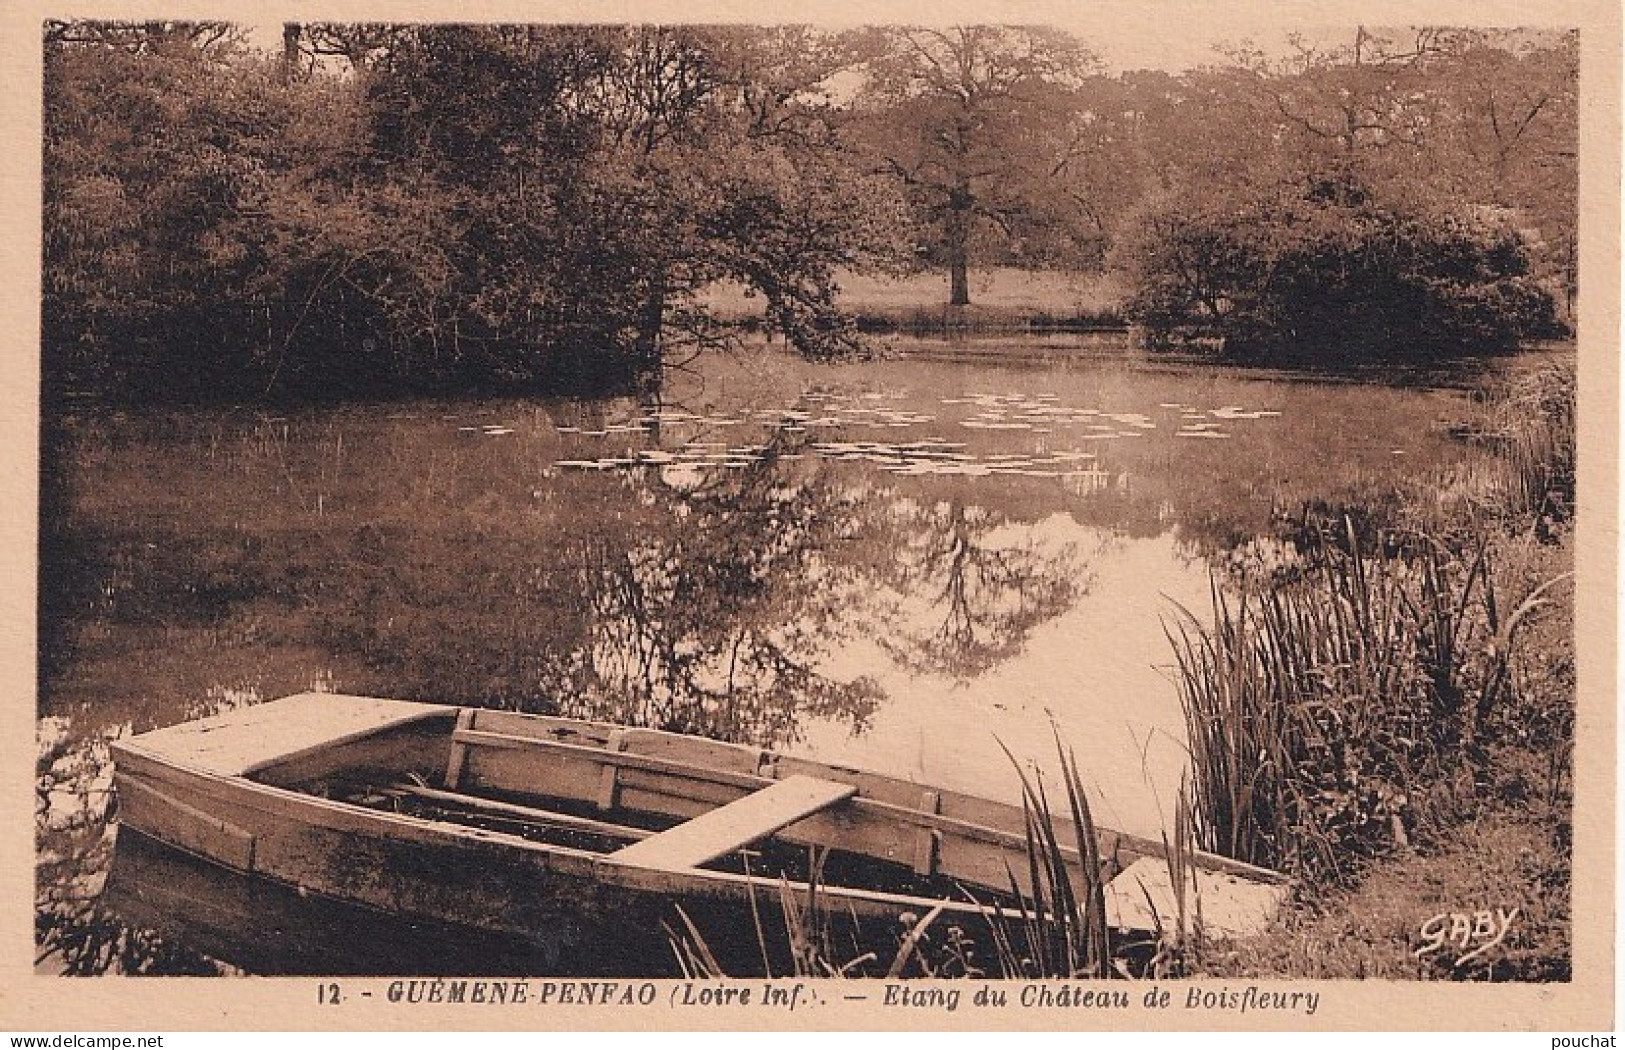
(872, 497, 1092, 679)
(39, 394, 1102, 975)
(557, 430, 886, 745)
(557, 428, 1097, 733)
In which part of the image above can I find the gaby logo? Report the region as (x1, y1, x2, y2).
(1415, 907, 1520, 966)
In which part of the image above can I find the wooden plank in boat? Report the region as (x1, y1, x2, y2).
(462, 711, 765, 776)
(123, 693, 455, 777)
(452, 722, 1046, 853)
(460, 741, 608, 808)
(467, 709, 622, 747)
(442, 709, 477, 790)
(439, 719, 1278, 895)
(454, 732, 1083, 893)
(611, 775, 856, 871)
(388, 783, 653, 842)
(770, 754, 1048, 835)
(251, 721, 452, 789)
(595, 730, 625, 810)
(115, 776, 256, 872)
(452, 728, 767, 790)
(775, 753, 1281, 883)
(914, 790, 941, 875)
(618, 729, 765, 776)
(1103, 856, 1289, 939)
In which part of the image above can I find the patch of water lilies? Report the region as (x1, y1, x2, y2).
(945, 393, 1281, 441)
(545, 390, 1280, 477)
(817, 440, 1112, 478)
(555, 438, 1125, 482)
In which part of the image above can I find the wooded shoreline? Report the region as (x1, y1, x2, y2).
(45, 23, 1575, 401)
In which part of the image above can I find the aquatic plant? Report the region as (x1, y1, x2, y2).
(981, 735, 1115, 978)
(662, 732, 1161, 980)
(1165, 520, 1569, 887)
(660, 853, 934, 980)
(1484, 361, 1576, 536)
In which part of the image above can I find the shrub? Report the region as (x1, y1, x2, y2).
(1122, 174, 1558, 364)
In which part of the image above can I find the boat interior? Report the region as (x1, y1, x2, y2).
(245, 705, 1112, 906)
(117, 694, 1287, 939)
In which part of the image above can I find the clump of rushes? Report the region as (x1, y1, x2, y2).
(661, 852, 977, 980)
(1165, 520, 1569, 888)
(985, 735, 1115, 978)
(1141, 782, 1206, 978)
(663, 849, 880, 979)
(1487, 362, 1575, 536)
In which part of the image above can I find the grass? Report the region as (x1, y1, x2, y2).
(1162, 359, 1576, 979)
(1199, 808, 1570, 981)
(700, 268, 1127, 331)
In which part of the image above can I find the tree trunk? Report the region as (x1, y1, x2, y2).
(635, 269, 667, 378)
(282, 23, 301, 83)
(946, 184, 972, 306)
(949, 243, 970, 307)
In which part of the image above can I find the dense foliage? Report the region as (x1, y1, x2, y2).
(42, 23, 1578, 398)
(1114, 28, 1576, 362)
(1124, 174, 1559, 360)
(44, 23, 904, 399)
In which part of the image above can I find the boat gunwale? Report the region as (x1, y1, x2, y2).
(110, 740, 1011, 920)
(444, 719, 1287, 884)
(112, 698, 1287, 888)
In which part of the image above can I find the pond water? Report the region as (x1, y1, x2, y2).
(36, 341, 1507, 974)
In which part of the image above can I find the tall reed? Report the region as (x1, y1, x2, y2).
(662, 734, 1126, 979)
(1164, 521, 1545, 886)
(985, 735, 1114, 978)
(1490, 362, 1575, 533)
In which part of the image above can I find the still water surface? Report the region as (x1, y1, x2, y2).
(36, 344, 1500, 973)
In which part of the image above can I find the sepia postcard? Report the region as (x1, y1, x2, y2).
(1, 0, 1618, 1033)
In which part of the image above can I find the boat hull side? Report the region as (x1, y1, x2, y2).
(111, 751, 967, 956)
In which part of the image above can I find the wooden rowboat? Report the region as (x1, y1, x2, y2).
(110, 692, 1287, 971)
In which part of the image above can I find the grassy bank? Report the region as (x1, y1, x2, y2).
(1169, 361, 1576, 980)
(702, 268, 1127, 332)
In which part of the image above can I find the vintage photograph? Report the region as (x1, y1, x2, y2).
(30, 15, 1590, 994)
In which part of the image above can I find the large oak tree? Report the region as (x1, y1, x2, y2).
(851, 26, 1098, 305)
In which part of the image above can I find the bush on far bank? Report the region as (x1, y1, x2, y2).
(1121, 173, 1562, 365)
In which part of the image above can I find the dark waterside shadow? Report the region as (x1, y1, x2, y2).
(879, 332, 1572, 394)
(100, 829, 652, 977)
(1168, 340, 1575, 392)
(42, 353, 664, 414)
(98, 830, 968, 978)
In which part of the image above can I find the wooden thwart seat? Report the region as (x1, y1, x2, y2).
(127, 693, 455, 778)
(610, 774, 856, 871)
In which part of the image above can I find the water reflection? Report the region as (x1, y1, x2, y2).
(37, 346, 1499, 973)
(793, 524, 1204, 840)
(558, 432, 888, 743)
(874, 498, 1089, 679)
